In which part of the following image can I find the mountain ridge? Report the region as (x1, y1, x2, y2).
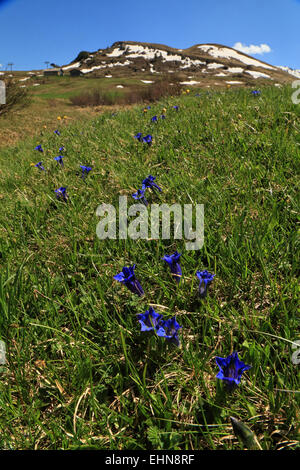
(58, 41, 294, 87)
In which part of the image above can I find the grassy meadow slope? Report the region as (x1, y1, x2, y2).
(0, 74, 153, 147)
(0, 85, 299, 450)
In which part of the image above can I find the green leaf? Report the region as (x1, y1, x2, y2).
(230, 416, 262, 450)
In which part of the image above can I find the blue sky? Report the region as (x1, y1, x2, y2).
(0, 0, 299, 71)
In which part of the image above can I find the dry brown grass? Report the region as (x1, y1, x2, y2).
(0, 79, 31, 117)
(70, 75, 182, 107)
(0, 98, 127, 148)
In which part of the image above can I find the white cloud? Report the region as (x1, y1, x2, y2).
(233, 42, 271, 55)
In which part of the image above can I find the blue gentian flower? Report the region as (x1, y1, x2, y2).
(114, 265, 144, 297)
(134, 132, 143, 142)
(215, 351, 251, 388)
(132, 189, 148, 206)
(159, 316, 182, 346)
(160, 114, 166, 119)
(162, 251, 182, 284)
(35, 145, 43, 152)
(251, 90, 261, 96)
(35, 162, 45, 171)
(142, 134, 153, 146)
(54, 186, 68, 202)
(54, 155, 64, 166)
(173, 105, 179, 111)
(54, 130, 61, 136)
(142, 175, 162, 192)
(80, 165, 92, 178)
(196, 270, 215, 298)
(137, 307, 165, 335)
(59, 146, 64, 152)
(146, 106, 151, 110)
(151, 115, 158, 122)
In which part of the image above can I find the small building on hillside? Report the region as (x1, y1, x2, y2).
(43, 68, 64, 76)
(69, 68, 83, 77)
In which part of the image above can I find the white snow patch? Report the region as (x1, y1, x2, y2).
(62, 61, 81, 71)
(276, 66, 300, 78)
(207, 63, 224, 69)
(107, 60, 131, 68)
(180, 80, 200, 85)
(125, 45, 182, 62)
(197, 45, 275, 70)
(226, 81, 243, 84)
(80, 60, 131, 74)
(215, 72, 226, 77)
(105, 74, 112, 78)
(81, 65, 104, 74)
(19, 77, 30, 82)
(141, 80, 153, 83)
(116, 85, 124, 88)
(179, 57, 206, 69)
(245, 70, 270, 79)
(33, 83, 40, 86)
(149, 63, 158, 73)
(109, 44, 205, 69)
(227, 67, 244, 74)
(106, 47, 124, 57)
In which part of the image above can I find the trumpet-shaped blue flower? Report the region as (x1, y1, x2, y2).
(251, 90, 261, 96)
(54, 130, 61, 136)
(142, 175, 162, 192)
(215, 351, 251, 387)
(114, 265, 144, 297)
(134, 132, 143, 142)
(137, 307, 165, 334)
(160, 114, 166, 119)
(162, 251, 182, 284)
(151, 115, 158, 122)
(35, 145, 43, 152)
(196, 270, 215, 298)
(59, 146, 64, 152)
(173, 105, 179, 111)
(142, 134, 153, 146)
(54, 186, 68, 202)
(54, 155, 64, 166)
(159, 316, 182, 346)
(132, 188, 148, 206)
(35, 162, 45, 171)
(80, 165, 92, 178)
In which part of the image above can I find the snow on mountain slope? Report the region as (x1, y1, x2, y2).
(30, 41, 295, 88)
(276, 66, 300, 79)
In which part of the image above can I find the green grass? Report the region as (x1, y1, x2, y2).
(0, 74, 157, 147)
(0, 86, 299, 450)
